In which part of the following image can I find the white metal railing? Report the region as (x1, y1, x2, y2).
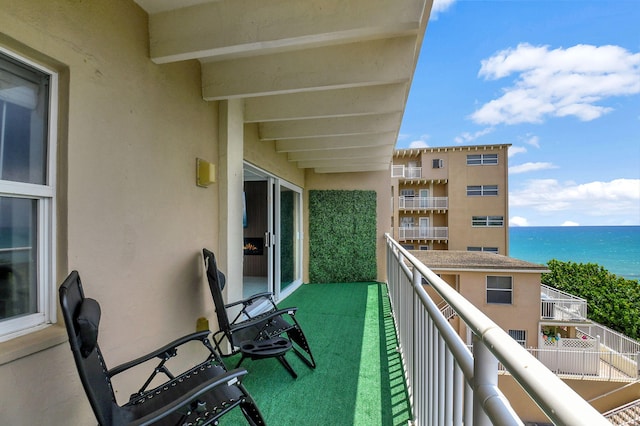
(524, 347, 639, 381)
(392, 165, 422, 179)
(385, 234, 610, 426)
(399, 196, 448, 210)
(540, 284, 588, 320)
(577, 322, 640, 355)
(399, 226, 448, 241)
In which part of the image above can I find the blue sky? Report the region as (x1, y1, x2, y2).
(397, 0, 640, 227)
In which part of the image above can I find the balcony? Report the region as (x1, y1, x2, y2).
(540, 284, 588, 321)
(224, 236, 613, 425)
(399, 196, 448, 213)
(399, 225, 448, 242)
(392, 164, 422, 179)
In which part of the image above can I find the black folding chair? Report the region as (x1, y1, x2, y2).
(202, 248, 316, 377)
(59, 270, 266, 425)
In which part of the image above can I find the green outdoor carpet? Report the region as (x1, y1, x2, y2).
(220, 282, 411, 425)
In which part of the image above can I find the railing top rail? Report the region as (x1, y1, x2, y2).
(541, 284, 587, 302)
(385, 234, 610, 425)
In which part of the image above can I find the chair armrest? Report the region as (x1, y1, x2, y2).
(229, 307, 298, 332)
(128, 368, 249, 426)
(108, 330, 212, 377)
(224, 291, 275, 309)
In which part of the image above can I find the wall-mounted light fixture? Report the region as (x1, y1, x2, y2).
(196, 158, 216, 187)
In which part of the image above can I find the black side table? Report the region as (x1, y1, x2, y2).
(237, 337, 297, 378)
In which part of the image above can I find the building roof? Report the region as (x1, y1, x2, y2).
(410, 250, 549, 273)
(394, 144, 512, 158)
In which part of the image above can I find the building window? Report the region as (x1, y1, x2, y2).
(0, 49, 57, 342)
(486, 276, 512, 304)
(400, 189, 415, 197)
(467, 153, 498, 165)
(467, 246, 499, 254)
(472, 216, 504, 227)
(508, 329, 526, 347)
(467, 185, 498, 196)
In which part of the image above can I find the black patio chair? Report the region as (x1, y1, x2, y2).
(202, 248, 316, 376)
(59, 270, 266, 426)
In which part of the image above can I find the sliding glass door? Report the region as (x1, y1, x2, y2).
(243, 163, 302, 305)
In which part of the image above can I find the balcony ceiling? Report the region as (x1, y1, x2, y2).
(134, 0, 432, 173)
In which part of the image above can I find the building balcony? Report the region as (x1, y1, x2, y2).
(540, 283, 588, 321)
(398, 225, 448, 242)
(392, 164, 422, 179)
(399, 196, 448, 212)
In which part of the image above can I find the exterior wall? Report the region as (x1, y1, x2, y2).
(0, 1, 222, 423)
(244, 122, 305, 189)
(441, 270, 541, 348)
(446, 146, 509, 253)
(304, 169, 392, 283)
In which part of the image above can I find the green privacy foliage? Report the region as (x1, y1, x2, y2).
(542, 260, 640, 340)
(309, 190, 377, 283)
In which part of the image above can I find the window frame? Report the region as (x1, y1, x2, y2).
(0, 47, 57, 342)
(508, 329, 527, 347)
(467, 185, 498, 196)
(486, 275, 513, 305)
(472, 215, 504, 227)
(467, 153, 498, 165)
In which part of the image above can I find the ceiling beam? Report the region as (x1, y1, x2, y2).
(275, 132, 398, 153)
(149, 0, 425, 63)
(259, 113, 402, 140)
(201, 37, 416, 100)
(288, 145, 393, 162)
(244, 83, 407, 122)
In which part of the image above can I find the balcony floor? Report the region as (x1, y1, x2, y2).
(222, 282, 411, 425)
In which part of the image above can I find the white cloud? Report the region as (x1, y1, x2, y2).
(510, 216, 529, 227)
(509, 162, 557, 174)
(561, 221, 580, 226)
(510, 178, 640, 218)
(508, 146, 527, 157)
(431, 0, 456, 19)
(525, 135, 540, 148)
(453, 127, 494, 144)
(409, 140, 429, 148)
(471, 43, 640, 125)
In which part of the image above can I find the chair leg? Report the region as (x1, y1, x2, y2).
(239, 391, 267, 425)
(236, 355, 247, 369)
(288, 326, 317, 369)
(276, 355, 298, 379)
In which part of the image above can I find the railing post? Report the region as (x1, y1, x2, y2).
(473, 334, 496, 426)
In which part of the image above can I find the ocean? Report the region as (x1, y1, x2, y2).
(509, 226, 640, 282)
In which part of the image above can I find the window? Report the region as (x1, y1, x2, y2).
(486, 276, 512, 304)
(0, 49, 57, 342)
(467, 246, 499, 254)
(472, 216, 504, 227)
(467, 153, 498, 165)
(400, 189, 415, 197)
(467, 185, 498, 196)
(508, 329, 526, 347)
(432, 159, 443, 169)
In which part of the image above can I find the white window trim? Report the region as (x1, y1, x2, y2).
(0, 47, 57, 342)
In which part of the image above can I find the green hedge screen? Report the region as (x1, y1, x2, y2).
(308, 190, 377, 283)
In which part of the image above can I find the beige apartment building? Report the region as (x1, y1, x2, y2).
(391, 144, 510, 254)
